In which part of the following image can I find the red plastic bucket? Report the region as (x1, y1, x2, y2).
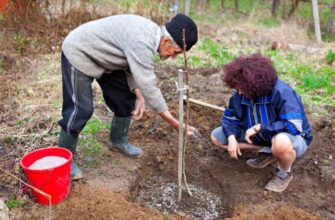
(20, 147, 73, 205)
(0, 0, 8, 13)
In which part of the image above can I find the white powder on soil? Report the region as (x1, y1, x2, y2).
(29, 156, 67, 170)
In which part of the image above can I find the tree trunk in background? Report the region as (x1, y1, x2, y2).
(221, 0, 225, 9)
(272, 0, 280, 16)
(312, 0, 322, 42)
(234, 0, 239, 11)
(195, 0, 210, 13)
(287, 0, 300, 18)
(184, 0, 191, 16)
(327, 0, 335, 32)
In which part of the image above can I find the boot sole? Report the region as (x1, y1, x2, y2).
(109, 147, 143, 158)
(265, 175, 293, 192)
(71, 174, 83, 181)
(246, 157, 277, 169)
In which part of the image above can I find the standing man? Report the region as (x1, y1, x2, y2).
(58, 14, 198, 180)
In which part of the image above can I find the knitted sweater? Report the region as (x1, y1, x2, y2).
(62, 14, 167, 113)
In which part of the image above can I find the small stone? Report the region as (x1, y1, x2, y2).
(156, 156, 162, 163)
(0, 199, 9, 220)
(158, 164, 165, 171)
(197, 144, 203, 151)
(177, 211, 186, 217)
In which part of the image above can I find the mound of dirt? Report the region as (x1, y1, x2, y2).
(227, 202, 321, 220)
(10, 183, 183, 220)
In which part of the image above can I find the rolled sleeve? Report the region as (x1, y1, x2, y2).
(125, 43, 168, 113)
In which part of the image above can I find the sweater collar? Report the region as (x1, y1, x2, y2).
(154, 26, 162, 53)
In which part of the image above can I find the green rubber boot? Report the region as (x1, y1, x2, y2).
(109, 116, 143, 158)
(58, 129, 82, 180)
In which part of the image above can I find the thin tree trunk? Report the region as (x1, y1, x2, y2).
(312, 0, 322, 43)
(287, 0, 300, 18)
(234, 0, 239, 11)
(327, 0, 335, 32)
(272, 0, 280, 16)
(62, 0, 66, 15)
(221, 0, 225, 9)
(184, 0, 191, 16)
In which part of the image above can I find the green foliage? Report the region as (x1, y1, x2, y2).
(322, 32, 335, 42)
(79, 117, 109, 159)
(264, 49, 335, 106)
(257, 17, 281, 27)
(81, 117, 110, 136)
(0, 60, 3, 76)
(112, 158, 122, 166)
(12, 33, 26, 53)
(79, 136, 103, 158)
(292, 66, 335, 106)
(198, 38, 235, 66)
(326, 49, 335, 65)
(163, 38, 234, 67)
(50, 100, 61, 109)
(5, 198, 21, 209)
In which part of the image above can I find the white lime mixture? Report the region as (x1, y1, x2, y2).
(29, 156, 67, 170)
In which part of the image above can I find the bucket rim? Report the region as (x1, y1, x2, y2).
(20, 146, 73, 172)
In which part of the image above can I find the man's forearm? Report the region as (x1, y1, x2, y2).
(159, 110, 179, 129)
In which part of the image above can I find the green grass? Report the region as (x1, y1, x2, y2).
(5, 198, 21, 209)
(199, 38, 235, 66)
(165, 38, 235, 67)
(79, 117, 109, 161)
(79, 136, 103, 158)
(50, 100, 61, 109)
(257, 17, 281, 27)
(81, 117, 110, 136)
(326, 49, 335, 65)
(163, 37, 335, 107)
(264, 49, 335, 106)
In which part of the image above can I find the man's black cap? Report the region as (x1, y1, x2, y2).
(165, 14, 198, 51)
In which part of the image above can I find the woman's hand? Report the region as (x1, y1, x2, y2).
(245, 124, 261, 144)
(132, 89, 146, 120)
(227, 135, 241, 159)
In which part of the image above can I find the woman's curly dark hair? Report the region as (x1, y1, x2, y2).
(222, 53, 277, 100)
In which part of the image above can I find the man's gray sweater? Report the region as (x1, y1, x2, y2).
(62, 14, 167, 113)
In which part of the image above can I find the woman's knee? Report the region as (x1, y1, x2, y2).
(210, 127, 229, 149)
(272, 133, 293, 154)
(211, 135, 219, 145)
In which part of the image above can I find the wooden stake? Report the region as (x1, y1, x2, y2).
(177, 69, 184, 202)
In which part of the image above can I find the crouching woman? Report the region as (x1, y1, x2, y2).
(210, 53, 312, 192)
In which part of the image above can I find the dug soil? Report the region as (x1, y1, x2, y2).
(8, 63, 334, 220)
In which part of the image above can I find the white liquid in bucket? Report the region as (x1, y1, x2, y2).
(29, 156, 67, 170)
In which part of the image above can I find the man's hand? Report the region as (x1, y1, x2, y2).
(132, 89, 146, 120)
(227, 135, 241, 159)
(185, 125, 198, 137)
(159, 110, 198, 137)
(245, 124, 261, 144)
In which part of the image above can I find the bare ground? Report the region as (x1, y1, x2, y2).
(2, 58, 333, 219)
(1, 18, 334, 220)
